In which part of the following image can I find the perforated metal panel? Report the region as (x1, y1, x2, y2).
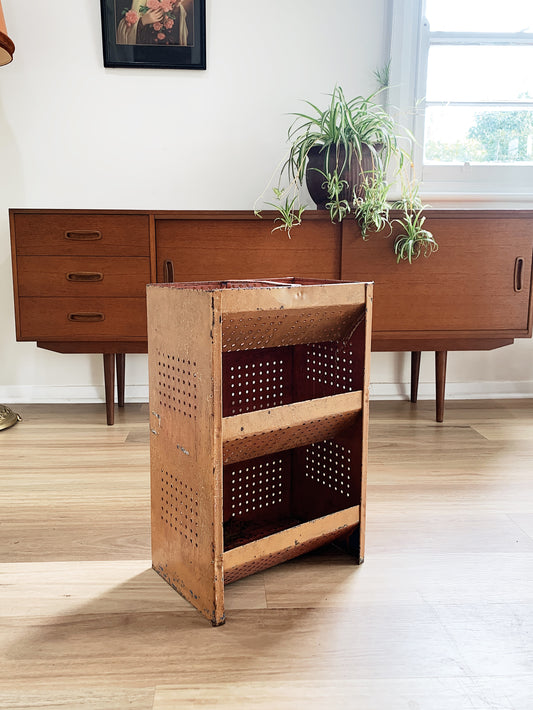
(304, 440, 353, 499)
(223, 348, 292, 416)
(158, 468, 200, 547)
(222, 410, 357, 465)
(224, 527, 348, 584)
(223, 452, 291, 523)
(305, 342, 358, 393)
(222, 307, 357, 351)
(156, 350, 199, 419)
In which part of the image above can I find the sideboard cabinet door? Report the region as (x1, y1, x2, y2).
(154, 212, 340, 283)
(341, 214, 533, 339)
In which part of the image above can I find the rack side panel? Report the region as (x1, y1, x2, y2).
(147, 285, 225, 625)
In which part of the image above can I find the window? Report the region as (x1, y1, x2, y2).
(389, 0, 533, 201)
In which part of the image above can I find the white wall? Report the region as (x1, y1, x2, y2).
(0, 0, 532, 404)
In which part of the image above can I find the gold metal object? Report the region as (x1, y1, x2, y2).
(0, 9, 16, 428)
(0, 405, 21, 431)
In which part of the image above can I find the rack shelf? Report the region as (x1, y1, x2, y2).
(222, 390, 363, 464)
(147, 277, 372, 625)
(223, 507, 360, 584)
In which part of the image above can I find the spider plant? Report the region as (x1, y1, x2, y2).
(319, 169, 351, 223)
(390, 175, 425, 212)
(264, 187, 306, 238)
(255, 84, 437, 261)
(373, 59, 392, 90)
(393, 207, 438, 263)
(353, 169, 392, 239)
(285, 85, 404, 187)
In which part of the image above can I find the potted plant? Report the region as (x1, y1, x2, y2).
(255, 85, 438, 262)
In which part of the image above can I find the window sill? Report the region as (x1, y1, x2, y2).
(420, 192, 533, 210)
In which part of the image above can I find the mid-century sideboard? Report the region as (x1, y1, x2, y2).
(9, 209, 533, 424)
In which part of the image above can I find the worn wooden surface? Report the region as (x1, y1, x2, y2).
(147, 286, 225, 625)
(147, 279, 370, 623)
(1, 399, 533, 708)
(222, 391, 363, 464)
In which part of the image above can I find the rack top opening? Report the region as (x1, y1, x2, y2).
(149, 277, 370, 292)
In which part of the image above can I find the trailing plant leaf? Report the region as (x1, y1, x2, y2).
(393, 208, 438, 263)
(390, 178, 424, 212)
(262, 187, 306, 239)
(374, 60, 391, 89)
(353, 170, 392, 238)
(316, 168, 351, 223)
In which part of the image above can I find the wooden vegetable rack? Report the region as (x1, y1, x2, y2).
(147, 277, 373, 625)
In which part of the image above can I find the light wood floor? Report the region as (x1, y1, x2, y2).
(1, 399, 533, 709)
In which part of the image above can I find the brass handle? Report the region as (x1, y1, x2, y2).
(163, 259, 174, 283)
(66, 272, 104, 282)
(68, 312, 105, 322)
(514, 257, 524, 292)
(64, 230, 102, 241)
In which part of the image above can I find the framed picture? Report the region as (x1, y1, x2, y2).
(100, 0, 206, 70)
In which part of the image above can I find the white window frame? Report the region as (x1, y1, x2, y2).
(388, 0, 533, 207)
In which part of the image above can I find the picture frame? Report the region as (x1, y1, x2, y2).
(100, 0, 206, 70)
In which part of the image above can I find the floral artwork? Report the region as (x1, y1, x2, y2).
(100, 0, 205, 68)
(122, 0, 183, 45)
(117, 0, 191, 47)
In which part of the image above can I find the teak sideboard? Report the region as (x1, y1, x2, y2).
(9, 209, 533, 424)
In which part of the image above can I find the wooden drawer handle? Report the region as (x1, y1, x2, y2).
(66, 272, 104, 282)
(68, 312, 105, 323)
(64, 230, 102, 241)
(163, 259, 174, 283)
(514, 257, 524, 292)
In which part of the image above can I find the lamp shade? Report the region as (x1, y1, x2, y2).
(0, 1, 14, 66)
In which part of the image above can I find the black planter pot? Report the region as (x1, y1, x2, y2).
(305, 143, 379, 210)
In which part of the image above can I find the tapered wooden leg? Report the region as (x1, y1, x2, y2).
(410, 351, 421, 403)
(116, 353, 125, 408)
(103, 353, 115, 426)
(435, 350, 448, 423)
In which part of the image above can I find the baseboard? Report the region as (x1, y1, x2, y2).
(0, 385, 150, 403)
(1, 382, 533, 403)
(370, 381, 533, 400)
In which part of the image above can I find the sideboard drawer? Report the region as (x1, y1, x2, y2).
(18, 298, 147, 340)
(17, 256, 150, 297)
(13, 213, 150, 257)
